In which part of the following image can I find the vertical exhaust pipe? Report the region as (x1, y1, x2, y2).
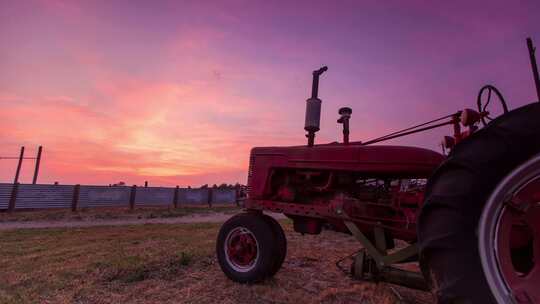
(305, 66, 328, 146)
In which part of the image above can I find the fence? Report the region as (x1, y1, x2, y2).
(0, 183, 238, 212)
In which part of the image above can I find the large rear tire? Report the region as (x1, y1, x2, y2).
(418, 103, 540, 303)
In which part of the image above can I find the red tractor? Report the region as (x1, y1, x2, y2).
(216, 38, 540, 304)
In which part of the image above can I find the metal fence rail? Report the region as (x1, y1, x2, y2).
(0, 183, 13, 210)
(212, 189, 237, 204)
(135, 187, 174, 206)
(0, 183, 238, 211)
(79, 186, 131, 208)
(180, 188, 210, 205)
(16, 184, 74, 209)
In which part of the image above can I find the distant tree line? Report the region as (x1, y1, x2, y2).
(199, 183, 245, 189)
(109, 181, 246, 190)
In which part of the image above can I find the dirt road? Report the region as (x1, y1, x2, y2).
(0, 212, 286, 230)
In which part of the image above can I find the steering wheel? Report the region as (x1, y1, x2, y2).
(477, 85, 509, 126)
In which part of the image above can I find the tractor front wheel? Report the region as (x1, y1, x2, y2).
(216, 212, 283, 283)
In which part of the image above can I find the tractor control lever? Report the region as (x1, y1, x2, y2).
(527, 38, 540, 102)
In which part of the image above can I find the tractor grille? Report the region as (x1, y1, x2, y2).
(246, 153, 255, 197)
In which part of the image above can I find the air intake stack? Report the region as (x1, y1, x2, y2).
(337, 107, 352, 144)
(305, 66, 328, 147)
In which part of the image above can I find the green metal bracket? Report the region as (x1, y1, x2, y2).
(345, 221, 385, 265)
(344, 221, 419, 267)
(345, 221, 427, 291)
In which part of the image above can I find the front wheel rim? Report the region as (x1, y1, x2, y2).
(224, 226, 260, 272)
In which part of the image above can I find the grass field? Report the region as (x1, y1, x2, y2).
(0, 220, 433, 304)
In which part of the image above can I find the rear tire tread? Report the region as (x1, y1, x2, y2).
(418, 102, 540, 303)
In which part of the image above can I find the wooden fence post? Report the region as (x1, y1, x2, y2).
(173, 186, 179, 208)
(8, 182, 19, 213)
(129, 185, 137, 210)
(71, 184, 80, 212)
(235, 185, 240, 207)
(207, 188, 213, 208)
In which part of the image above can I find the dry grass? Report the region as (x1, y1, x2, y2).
(0, 205, 240, 223)
(0, 220, 433, 304)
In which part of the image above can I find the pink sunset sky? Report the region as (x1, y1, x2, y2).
(1, 0, 539, 187)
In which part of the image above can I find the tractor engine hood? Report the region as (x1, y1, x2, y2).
(247, 144, 444, 198)
(251, 144, 444, 175)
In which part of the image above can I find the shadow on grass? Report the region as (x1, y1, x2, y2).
(94, 251, 195, 284)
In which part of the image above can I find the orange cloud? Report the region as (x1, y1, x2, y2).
(0, 73, 301, 186)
